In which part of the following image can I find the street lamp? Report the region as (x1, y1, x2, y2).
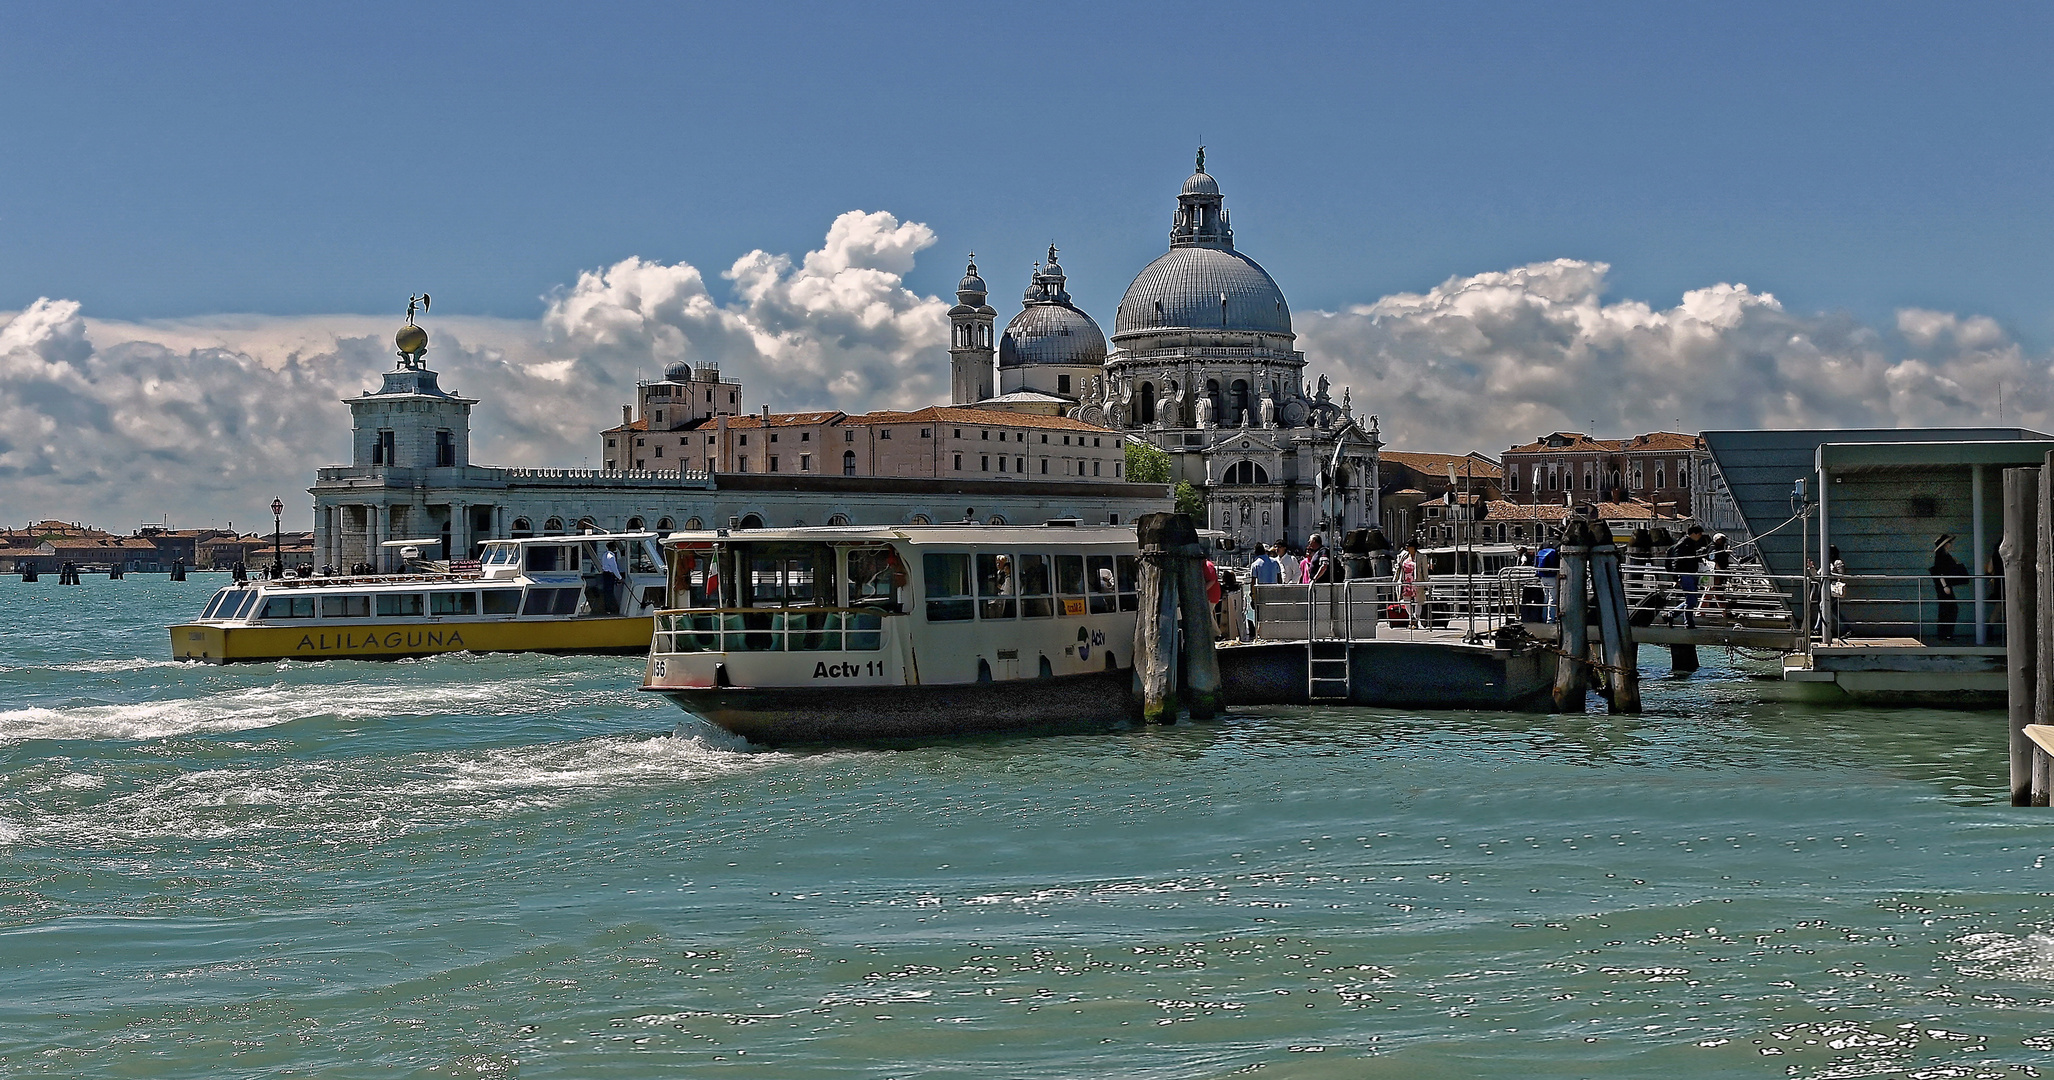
(270, 498, 284, 579)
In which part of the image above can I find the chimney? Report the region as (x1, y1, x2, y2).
(762, 404, 771, 422)
(622, 404, 632, 426)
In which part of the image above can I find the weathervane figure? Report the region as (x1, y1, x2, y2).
(405, 293, 431, 325)
(1196, 145, 1205, 173)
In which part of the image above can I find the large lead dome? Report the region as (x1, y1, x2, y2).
(1112, 155, 1293, 343)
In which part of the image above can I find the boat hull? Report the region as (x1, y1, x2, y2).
(649, 667, 1137, 745)
(170, 616, 651, 663)
(1218, 639, 1557, 710)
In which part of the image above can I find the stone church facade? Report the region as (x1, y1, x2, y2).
(950, 152, 1379, 552)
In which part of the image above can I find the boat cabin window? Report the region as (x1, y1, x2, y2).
(628, 540, 660, 574)
(321, 595, 371, 619)
(482, 589, 521, 615)
(977, 553, 1017, 619)
(1056, 555, 1087, 615)
(259, 595, 316, 620)
(922, 553, 974, 622)
(742, 544, 834, 608)
(1016, 554, 1053, 618)
(200, 589, 233, 619)
(377, 593, 425, 617)
(525, 545, 579, 572)
(1116, 555, 1140, 611)
(845, 546, 904, 610)
(481, 545, 518, 567)
(1087, 555, 1118, 614)
(523, 587, 581, 616)
(666, 547, 719, 608)
(430, 591, 478, 616)
(228, 590, 261, 620)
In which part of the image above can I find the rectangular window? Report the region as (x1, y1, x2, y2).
(845, 430, 854, 442)
(376, 593, 425, 617)
(981, 430, 989, 440)
(430, 591, 478, 616)
(954, 454, 962, 470)
(1116, 555, 1140, 611)
(920, 428, 931, 438)
(1055, 554, 1087, 615)
(1093, 438, 1101, 447)
(922, 553, 974, 622)
(998, 457, 1007, 472)
(801, 432, 810, 442)
(258, 595, 316, 619)
(320, 595, 371, 618)
(1086, 554, 1118, 614)
(738, 459, 749, 472)
(880, 429, 892, 440)
(1041, 434, 1049, 443)
(954, 428, 962, 438)
(1016, 457, 1025, 472)
(707, 435, 716, 444)
(522, 587, 580, 615)
(739, 434, 748, 446)
(1093, 461, 1101, 476)
(1016, 553, 1053, 618)
(1041, 459, 1049, 474)
(1063, 435, 1071, 446)
(769, 433, 778, 443)
(654, 445, 663, 458)
(769, 456, 779, 472)
(976, 553, 1017, 619)
(981, 455, 990, 471)
(481, 589, 521, 615)
(800, 454, 811, 471)
(606, 438, 616, 448)
(1058, 374, 1070, 394)
(1114, 462, 1122, 478)
(373, 430, 395, 465)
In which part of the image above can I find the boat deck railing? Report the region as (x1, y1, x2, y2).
(653, 607, 890, 654)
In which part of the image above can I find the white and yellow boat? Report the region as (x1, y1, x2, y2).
(170, 533, 666, 663)
(639, 524, 1143, 744)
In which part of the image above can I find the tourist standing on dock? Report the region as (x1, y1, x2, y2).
(1304, 534, 1331, 583)
(1399, 544, 1424, 628)
(1819, 545, 1850, 641)
(1249, 545, 1280, 585)
(1279, 545, 1301, 584)
(1663, 525, 1708, 628)
(1535, 535, 1560, 622)
(1929, 533, 1969, 643)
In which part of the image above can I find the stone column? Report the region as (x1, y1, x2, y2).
(451, 500, 469, 561)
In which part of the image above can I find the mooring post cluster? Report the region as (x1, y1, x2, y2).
(2003, 458, 2054, 805)
(1549, 515, 1640, 715)
(1132, 512, 1222, 724)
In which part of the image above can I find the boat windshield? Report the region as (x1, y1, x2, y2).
(198, 588, 232, 619)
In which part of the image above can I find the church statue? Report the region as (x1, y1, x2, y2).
(1315, 374, 1331, 403)
(1195, 392, 1215, 428)
(1259, 384, 1276, 428)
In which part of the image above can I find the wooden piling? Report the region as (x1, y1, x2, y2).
(1133, 512, 1217, 724)
(1588, 525, 1641, 713)
(2005, 466, 2040, 805)
(1551, 517, 1592, 713)
(2040, 459, 2054, 791)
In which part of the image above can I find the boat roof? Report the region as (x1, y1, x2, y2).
(660, 523, 1137, 547)
(480, 532, 657, 546)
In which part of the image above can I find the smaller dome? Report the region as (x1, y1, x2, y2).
(1182, 171, 1220, 196)
(959, 270, 987, 295)
(663, 361, 691, 383)
(999, 304, 1107, 369)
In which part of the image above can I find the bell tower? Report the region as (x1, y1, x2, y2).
(349, 296, 475, 471)
(948, 256, 997, 404)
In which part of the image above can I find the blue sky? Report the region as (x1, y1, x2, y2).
(5, 2, 2054, 528)
(5, 1, 2049, 337)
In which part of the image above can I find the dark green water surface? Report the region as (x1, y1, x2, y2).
(2, 578, 2051, 1077)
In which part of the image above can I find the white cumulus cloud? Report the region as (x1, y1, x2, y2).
(2, 232, 2048, 533)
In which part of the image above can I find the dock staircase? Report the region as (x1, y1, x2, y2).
(1305, 581, 1358, 702)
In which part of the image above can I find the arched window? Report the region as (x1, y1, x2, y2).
(575, 516, 598, 532)
(511, 517, 534, 539)
(988, 515, 1007, 525)
(656, 516, 675, 531)
(683, 517, 703, 531)
(1230, 379, 1248, 422)
(827, 513, 850, 526)
(843, 450, 857, 476)
(909, 513, 932, 525)
(1137, 383, 1157, 425)
(1205, 379, 1221, 421)
(625, 516, 644, 531)
(543, 516, 565, 534)
(1221, 460, 1268, 484)
(737, 513, 764, 530)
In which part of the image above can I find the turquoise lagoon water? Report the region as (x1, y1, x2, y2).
(1, 576, 2051, 1078)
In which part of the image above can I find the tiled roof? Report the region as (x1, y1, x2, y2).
(607, 407, 1118, 436)
(1505, 430, 1704, 455)
(1480, 501, 1572, 520)
(1380, 450, 1503, 478)
(1620, 431, 1705, 451)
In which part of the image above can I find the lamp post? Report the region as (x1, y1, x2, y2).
(270, 498, 284, 579)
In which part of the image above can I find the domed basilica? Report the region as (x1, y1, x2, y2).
(950, 151, 1381, 551)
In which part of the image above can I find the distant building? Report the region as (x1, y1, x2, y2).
(1502, 431, 1704, 518)
(1377, 451, 1502, 545)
